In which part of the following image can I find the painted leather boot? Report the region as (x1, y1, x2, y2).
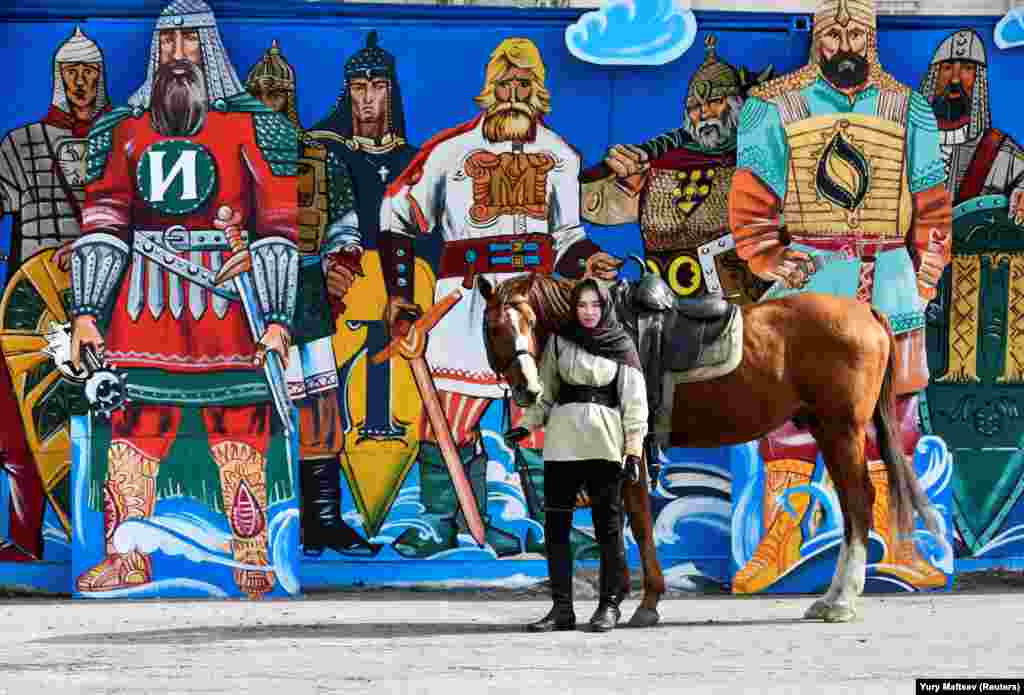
(75, 441, 158, 593)
(300, 457, 380, 556)
(732, 457, 816, 593)
(213, 441, 276, 599)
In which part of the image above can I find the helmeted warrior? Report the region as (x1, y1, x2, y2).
(916, 29, 1024, 558)
(246, 40, 300, 129)
(310, 31, 418, 249)
(244, 40, 376, 556)
(70, 0, 300, 598)
(582, 34, 772, 305)
(0, 25, 110, 267)
(0, 25, 110, 562)
(379, 37, 621, 559)
(728, 0, 953, 594)
(919, 28, 1024, 219)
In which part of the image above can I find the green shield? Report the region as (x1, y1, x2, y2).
(922, 194, 1024, 553)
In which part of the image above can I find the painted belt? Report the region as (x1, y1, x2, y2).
(438, 233, 555, 281)
(135, 226, 250, 253)
(643, 250, 703, 297)
(953, 193, 1008, 221)
(789, 236, 907, 259)
(131, 232, 240, 302)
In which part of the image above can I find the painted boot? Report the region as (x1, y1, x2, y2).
(75, 442, 158, 592)
(213, 441, 276, 599)
(300, 457, 380, 556)
(457, 438, 521, 557)
(732, 458, 815, 594)
(394, 441, 519, 558)
(868, 461, 947, 589)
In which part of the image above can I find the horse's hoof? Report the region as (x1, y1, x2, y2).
(822, 603, 857, 623)
(627, 607, 660, 628)
(803, 600, 831, 620)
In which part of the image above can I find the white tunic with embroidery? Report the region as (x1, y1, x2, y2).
(520, 336, 648, 463)
(381, 116, 587, 399)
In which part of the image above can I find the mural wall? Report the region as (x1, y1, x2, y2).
(0, 0, 1020, 598)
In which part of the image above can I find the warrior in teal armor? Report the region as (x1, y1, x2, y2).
(727, 0, 954, 593)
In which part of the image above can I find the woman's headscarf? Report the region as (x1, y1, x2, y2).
(558, 279, 642, 371)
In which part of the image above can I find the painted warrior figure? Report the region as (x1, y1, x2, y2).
(245, 40, 376, 555)
(0, 26, 110, 562)
(728, 0, 953, 591)
(920, 29, 1024, 218)
(70, 0, 299, 598)
(380, 37, 620, 558)
(310, 31, 417, 250)
(917, 29, 1024, 556)
(582, 34, 772, 305)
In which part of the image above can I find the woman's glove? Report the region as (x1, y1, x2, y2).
(623, 454, 642, 484)
(504, 427, 530, 446)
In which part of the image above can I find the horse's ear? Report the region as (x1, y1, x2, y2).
(477, 275, 494, 301)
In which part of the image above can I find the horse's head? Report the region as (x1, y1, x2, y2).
(479, 275, 544, 408)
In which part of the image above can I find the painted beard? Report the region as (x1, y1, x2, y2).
(690, 109, 738, 150)
(151, 59, 208, 137)
(482, 100, 539, 143)
(821, 51, 869, 90)
(931, 86, 971, 126)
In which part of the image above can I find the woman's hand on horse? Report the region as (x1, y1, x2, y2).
(584, 252, 623, 281)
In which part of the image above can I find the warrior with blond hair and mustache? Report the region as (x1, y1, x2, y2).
(380, 37, 620, 559)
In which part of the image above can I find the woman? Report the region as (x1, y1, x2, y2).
(509, 278, 648, 633)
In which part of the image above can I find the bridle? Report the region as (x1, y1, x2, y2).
(483, 300, 536, 379)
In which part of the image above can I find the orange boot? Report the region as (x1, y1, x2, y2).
(733, 458, 816, 594)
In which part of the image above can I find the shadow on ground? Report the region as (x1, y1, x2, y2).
(32, 615, 816, 645)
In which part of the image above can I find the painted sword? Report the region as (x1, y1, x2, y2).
(214, 206, 295, 437)
(370, 289, 488, 548)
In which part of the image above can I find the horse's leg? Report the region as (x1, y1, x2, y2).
(622, 466, 665, 627)
(807, 422, 874, 623)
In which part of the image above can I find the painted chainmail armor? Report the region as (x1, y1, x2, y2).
(0, 26, 109, 266)
(919, 29, 1024, 203)
(128, 0, 246, 111)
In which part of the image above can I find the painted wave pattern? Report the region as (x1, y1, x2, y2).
(731, 435, 955, 592)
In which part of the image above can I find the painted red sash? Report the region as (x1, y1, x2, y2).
(956, 128, 1006, 205)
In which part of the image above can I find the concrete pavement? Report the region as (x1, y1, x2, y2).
(1, 582, 1023, 695)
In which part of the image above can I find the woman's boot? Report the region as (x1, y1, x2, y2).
(528, 511, 576, 632)
(588, 540, 625, 632)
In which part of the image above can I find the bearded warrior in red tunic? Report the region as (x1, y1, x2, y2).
(70, 0, 299, 598)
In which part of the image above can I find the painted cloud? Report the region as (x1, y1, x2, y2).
(995, 8, 1024, 50)
(565, 0, 698, 66)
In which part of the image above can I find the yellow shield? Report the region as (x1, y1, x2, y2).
(332, 251, 435, 538)
(0, 248, 78, 534)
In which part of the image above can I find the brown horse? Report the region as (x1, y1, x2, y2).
(479, 271, 940, 624)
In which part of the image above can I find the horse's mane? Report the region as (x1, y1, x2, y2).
(495, 272, 575, 336)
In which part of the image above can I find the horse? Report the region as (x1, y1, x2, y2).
(479, 270, 940, 624)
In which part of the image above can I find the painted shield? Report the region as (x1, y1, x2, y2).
(922, 194, 1024, 554)
(331, 251, 436, 539)
(0, 248, 87, 534)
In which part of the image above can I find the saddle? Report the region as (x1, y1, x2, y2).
(610, 273, 739, 423)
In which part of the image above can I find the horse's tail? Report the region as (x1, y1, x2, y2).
(870, 308, 940, 540)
